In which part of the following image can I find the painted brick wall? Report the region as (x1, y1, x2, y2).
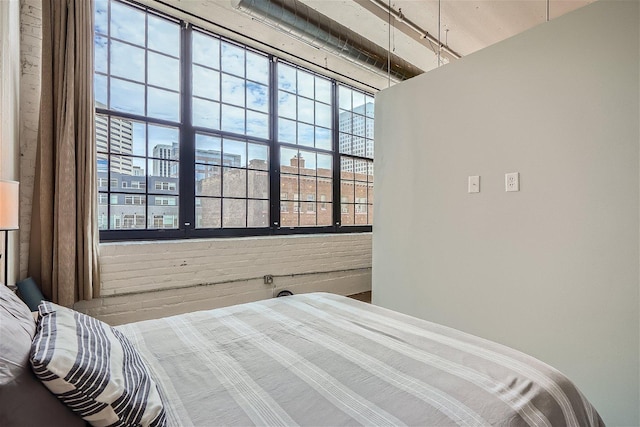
(75, 233, 372, 325)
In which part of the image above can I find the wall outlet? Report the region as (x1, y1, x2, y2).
(468, 176, 480, 193)
(505, 172, 519, 192)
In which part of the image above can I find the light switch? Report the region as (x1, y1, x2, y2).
(468, 176, 480, 193)
(505, 172, 519, 192)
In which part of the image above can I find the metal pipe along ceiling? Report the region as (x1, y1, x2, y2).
(231, 0, 424, 81)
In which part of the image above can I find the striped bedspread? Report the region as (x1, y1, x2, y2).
(117, 293, 603, 426)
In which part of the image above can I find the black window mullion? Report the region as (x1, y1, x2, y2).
(331, 80, 341, 230)
(181, 21, 195, 235)
(269, 56, 280, 229)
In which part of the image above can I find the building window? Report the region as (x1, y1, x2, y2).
(124, 195, 145, 205)
(95, 0, 374, 239)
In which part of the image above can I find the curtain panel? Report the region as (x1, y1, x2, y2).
(30, 0, 100, 306)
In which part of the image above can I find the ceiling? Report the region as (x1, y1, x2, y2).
(150, 0, 594, 90)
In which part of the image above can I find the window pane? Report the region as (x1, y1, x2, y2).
(223, 198, 246, 227)
(366, 140, 374, 158)
(95, 74, 108, 107)
(280, 201, 299, 226)
(341, 180, 354, 203)
(317, 153, 332, 177)
(315, 127, 331, 151)
(246, 111, 269, 139)
(95, 1, 108, 35)
(108, 116, 140, 155)
(95, 35, 108, 74)
(280, 174, 298, 199)
(221, 74, 245, 107)
(315, 102, 331, 128)
(339, 110, 352, 134)
(300, 207, 316, 226)
(221, 104, 245, 134)
(247, 82, 268, 113)
(339, 132, 351, 155)
(148, 52, 180, 91)
(247, 200, 269, 227)
(341, 157, 354, 179)
(192, 98, 220, 129)
(341, 203, 354, 225)
(278, 91, 296, 119)
(148, 202, 179, 229)
(278, 119, 296, 144)
(297, 71, 314, 99)
(110, 40, 145, 82)
(196, 164, 221, 197)
(280, 148, 298, 172)
(193, 66, 220, 100)
(338, 85, 351, 110)
(248, 144, 268, 170)
(318, 202, 332, 226)
(223, 139, 246, 167)
(297, 97, 314, 124)
(315, 77, 331, 104)
(318, 178, 332, 201)
(366, 117, 374, 139)
(222, 167, 246, 198)
(352, 91, 365, 111)
(278, 63, 296, 93)
(110, 77, 145, 115)
(365, 95, 375, 117)
(110, 1, 145, 46)
(148, 15, 180, 57)
(148, 87, 180, 122)
(248, 170, 269, 199)
(149, 160, 179, 194)
(297, 123, 314, 147)
(195, 134, 222, 164)
(221, 42, 245, 77)
(197, 197, 221, 228)
(192, 32, 220, 69)
(246, 51, 269, 85)
(297, 150, 316, 176)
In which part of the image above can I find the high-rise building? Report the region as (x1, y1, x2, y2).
(339, 102, 374, 174)
(96, 102, 134, 175)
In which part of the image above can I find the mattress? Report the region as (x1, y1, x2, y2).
(117, 293, 603, 426)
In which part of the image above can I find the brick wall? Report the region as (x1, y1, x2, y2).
(75, 233, 372, 325)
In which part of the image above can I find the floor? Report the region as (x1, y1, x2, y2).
(348, 291, 372, 303)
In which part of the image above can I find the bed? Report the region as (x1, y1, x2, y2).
(1, 286, 604, 426)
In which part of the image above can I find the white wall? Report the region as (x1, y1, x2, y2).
(0, 0, 21, 286)
(373, 1, 639, 425)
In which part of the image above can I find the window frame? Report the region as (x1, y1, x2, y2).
(98, 0, 373, 241)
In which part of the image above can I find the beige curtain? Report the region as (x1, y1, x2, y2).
(29, 0, 100, 306)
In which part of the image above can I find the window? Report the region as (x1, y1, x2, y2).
(338, 85, 374, 225)
(125, 195, 145, 205)
(96, 0, 374, 240)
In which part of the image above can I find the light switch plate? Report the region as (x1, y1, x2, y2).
(505, 172, 519, 192)
(468, 176, 480, 193)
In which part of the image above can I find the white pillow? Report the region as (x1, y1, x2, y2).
(30, 302, 166, 427)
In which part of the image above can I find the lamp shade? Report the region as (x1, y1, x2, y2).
(0, 180, 19, 230)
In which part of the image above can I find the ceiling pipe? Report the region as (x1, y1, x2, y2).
(361, 0, 461, 61)
(231, 0, 424, 81)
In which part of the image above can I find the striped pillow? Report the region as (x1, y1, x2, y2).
(30, 302, 166, 427)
